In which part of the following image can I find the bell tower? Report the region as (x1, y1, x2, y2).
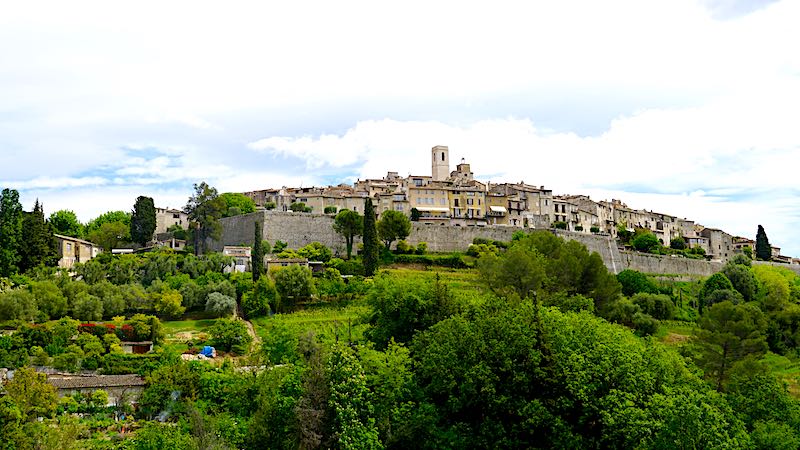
(431, 145, 449, 181)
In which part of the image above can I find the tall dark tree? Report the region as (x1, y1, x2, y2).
(252, 221, 264, 281)
(755, 225, 771, 261)
(184, 182, 226, 255)
(130, 196, 157, 246)
(362, 198, 379, 276)
(0, 188, 23, 277)
(332, 209, 362, 260)
(18, 200, 58, 272)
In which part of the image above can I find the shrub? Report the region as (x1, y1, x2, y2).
(590, 226, 600, 233)
(273, 265, 315, 310)
(575, 225, 583, 232)
(210, 318, 252, 355)
(416, 242, 428, 254)
(327, 258, 365, 276)
(631, 292, 675, 320)
(393, 253, 469, 269)
(324, 206, 337, 214)
(670, 236, 687, 250)
(264, 202, 276, 210)
(632, 231, 660, 253)
(553, 221, 567, 230)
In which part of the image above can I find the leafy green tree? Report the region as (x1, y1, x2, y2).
(19, 200, 58, 272)
(616, 269, 659, 297)
(273, 265, 314, 310)
(185, 182, 226, 255)
(756, 224, 771, 261)
(219, 192, 257, 217)
(722, 263, 757, 302)
(298, 241, 333, 263)
(210, 318, 252, 354)
(365, 274, 457, 349)
(128, 313, 165, 344)
(324, 205, 338, 214)
(3, 366, 57, 421)
(48, 209, 84, 238)
(205, 292, 236, 317)
(690, 301, 768, 390)
(362, 199, 380, 276)
(131, 422, 197, 450)
(87, 220, 130, 251)
(327, 343, 383, 450)
(130, 196, 157, 246)
(631, 292, 675, 320)
(153, 288, 185, 319)
(333, 209, 363, 260)
(700, 272, 735, 313)
(0, 289, 38, 321)
(72, 291, 103, 321)
(30, 280, 68, 319)
(0, 189, 23, 277)
(252, 221, 264, 281)
(376, 210, 411, 250)
(670, 236, 687, 250)
(410, 207, 421, 222)
(631, 230, 660, 253)
(85, 210, 131, 236)
(242, 276, 275, 318)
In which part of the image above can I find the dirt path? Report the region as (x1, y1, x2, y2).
(235, 302, 262, 354)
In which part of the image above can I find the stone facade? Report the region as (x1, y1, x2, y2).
(55, 234, 100, 269)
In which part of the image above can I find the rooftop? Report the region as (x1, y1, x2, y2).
(47, 374, 146, 390)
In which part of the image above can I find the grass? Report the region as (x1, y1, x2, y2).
(161, 318, 220, 354)
(762, 352, 800, 397)
(657, 320, 698, 347)
(252, 302, 371, 345)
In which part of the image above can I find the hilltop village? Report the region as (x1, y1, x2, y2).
(241, 145, 794, 265)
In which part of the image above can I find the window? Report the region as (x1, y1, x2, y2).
(173, 213, 180, 219)
(66, 243, 72, 252)
(441, 152, 445, 161)
(454, 199, 460, 207)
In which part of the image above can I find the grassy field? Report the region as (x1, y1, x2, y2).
(251, 302, 371, 345)
(161, 318, 219, 353)
(762, 352, 800, 397)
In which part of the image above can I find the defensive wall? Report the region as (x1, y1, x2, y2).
(215, 211, 800, 277)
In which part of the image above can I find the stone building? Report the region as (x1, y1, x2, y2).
(47, 374, 146, 406)
(155, 207, 189, 235)
(55, 234, 100, 269)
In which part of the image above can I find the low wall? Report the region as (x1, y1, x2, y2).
(618, 251, 723, 277)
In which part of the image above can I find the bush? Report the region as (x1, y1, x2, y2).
(297, 242, 332, 263)
(289, 202, 312, 213)
(324, 206, 338, 214)
(590, 226, 600, 233)
(273, 265, 315, 310)
(553, 221, 567, 230)
(670, 236, 687, 250)
(264, 202, 276, 210)
(632, 231, 660, 253)
(575, 225, 583, 232)
(395, 240, 413, 254)
(616, 270, 660, 297)
(632, 312, 660, 336)
(393, 253, 469, 268)
(273, 241, 288, 253)
(631, 292, 675, 320)
(416, 242, 428, 254)
(327, 258, 365, 276)
(242, 277, 276, 318)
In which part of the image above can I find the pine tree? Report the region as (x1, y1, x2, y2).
(755, 224, 771, 261)
(362, 198, 379, 276)
(185, 182, 226, 255)
(252, 221, 264, 281)
(131, 196, 157, 246)
(0, 188, 23, 277)
(19, 200, 58, 272)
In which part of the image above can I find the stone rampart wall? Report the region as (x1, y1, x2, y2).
(215, 212, 798, 278)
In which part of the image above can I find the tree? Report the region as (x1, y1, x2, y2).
(700, 273, 735, 313)
(205, 292, 236, 317)
(410, 207, 421, 222)
(690, 301, 768, 390)
(48, 210, 84, 239)
(670, 236, 687, 250)
(722, 262, 757, 302)
(219, 192, 256, 217)
(30, 280, 68, 319)
(631, 231, 660, 253)
(327, 343, 382, 450)
(153, 288, 185, 319)
(616, 269, 659, 297)
(252, 222, 264, 281)
(242, 276, 276, 318)
(85, 211, 131, 236)
(362, 199, 379, 276)
(297, 242, 333, 263)
(130, 196, 157, 246)
(87, 221, 130, 252)
(273, 265, 315, 310)
(209, 318, 252, 354)
(185, 182, 226, 255)
(290, 202, 312, 213)
(4, 366, 57, 421)
(376, 210, 411, 250)
(756, 225, 771, 261)
(0, 188, 23, 277)
(333, 209, 363, 260)
(72, 292, 103, 321)
(19, 200, 58, 272)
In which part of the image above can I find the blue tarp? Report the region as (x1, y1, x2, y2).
(200, 346, 215, 357)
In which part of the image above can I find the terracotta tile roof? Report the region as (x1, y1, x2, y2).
(47, 374, 146, 390)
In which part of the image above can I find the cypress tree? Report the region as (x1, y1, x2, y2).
(131, 196, 157, 246)
(755, 225, 771, 261)
(252, 221, 264, 281)
(19, 200, 58, 272)
(0, 188, 23, 277)
(362, 198, 379, 276)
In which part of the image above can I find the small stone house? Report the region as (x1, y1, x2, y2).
(47, 374, 146, 406)
(55, 234, 101, 269)
(120, 341, 153, 354)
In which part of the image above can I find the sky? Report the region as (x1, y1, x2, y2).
(1, 0, 799, 255)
